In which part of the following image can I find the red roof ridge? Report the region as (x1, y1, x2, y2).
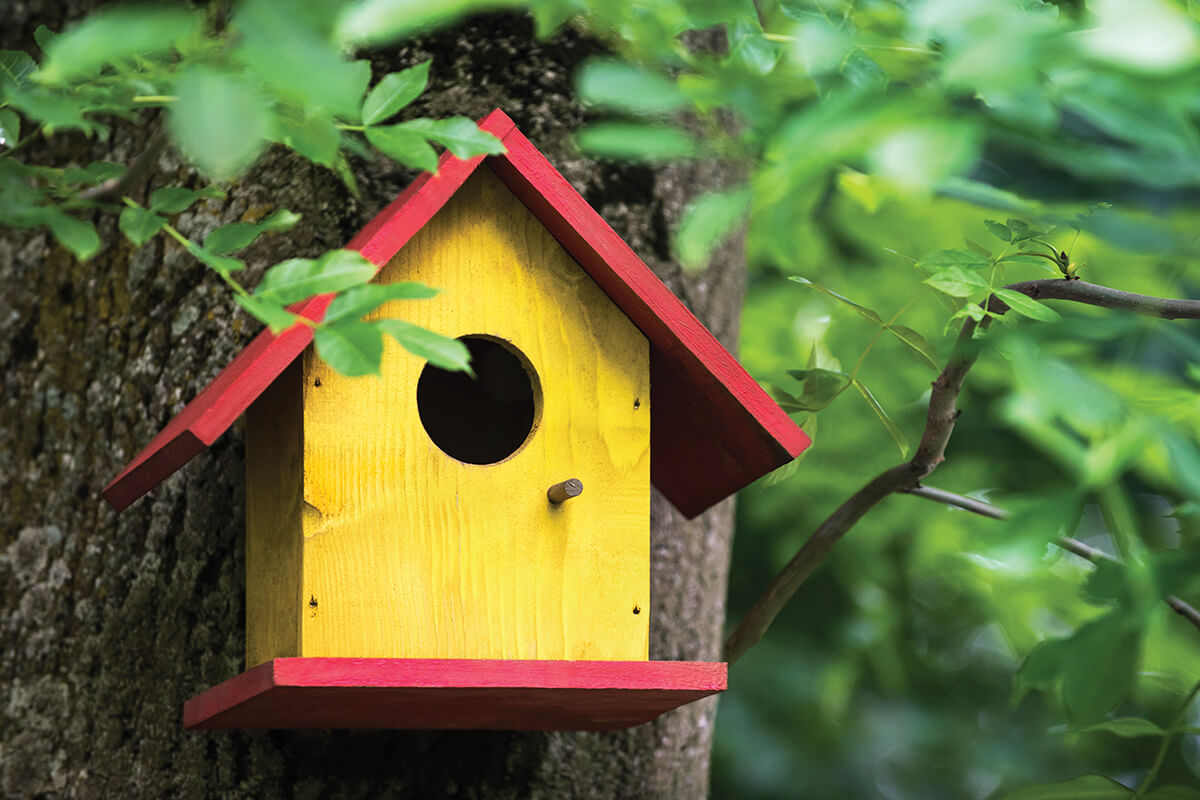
(102, 109, 809, 518)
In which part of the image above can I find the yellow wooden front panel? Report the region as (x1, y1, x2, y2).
(299, 168, 650, 661)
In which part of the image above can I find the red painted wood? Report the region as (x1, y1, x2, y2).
(103, 108, 809, 517)
(183, 658, 727, 730)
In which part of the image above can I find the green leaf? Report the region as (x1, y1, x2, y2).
(1081, 559, 1133, 608)
(852, 378, 908, 457)
(45, 210, 100, 260)
(377, 319, 472, 373)
(995, 288, 1062, 321)
(366, 125, 438, 172)
(999, 775, 1133, 799)
(395, 117, 506, 159)
(186, 243, 245, 277)
(675, 187, 750, 271)
(233, 0, 370, 120)
(842, 48, 888, 91)
(0, 109, 19, 149)
(1016, 637, 1072, 693)
(169, 69, 271, 179)
(1146, 787, 1200, 800)
(332, 152, 361, 198)
(362, 61, 430, 125)
(789, 277, 884, 324)
(118, 207, 166, 246)
(62, 162, 124, 185)
(255, 250, 378, 305)
(33, 26, 58, 54)
(886, 325, 939, 371)
(234, 293, 300, 334)
(1062, 613, 1141, 725)
(575, 123, 698, 162)
(38, 7, 201, 84)
(924, 267, 988, 298)
(6, 86, 102, 135)
(0, 50, 36, 93)
(729, 20, 781, 76)
(204, 210, 302, 255)
(776, 368, 851, 413)
(336, 0, 523, 46)
(1075, 718, 1166, 738)
(149, 186, 218, 215)
(323, 281, 439, 325)
(576, 59, 688, 116)
(937, 177, 1039, 213)
(984, 219, 1012, 242)
(274, 110, 341, 166)
(963, 237, 992, 257)
(916, 249, 992, 270)
(315, 320, 384, 377)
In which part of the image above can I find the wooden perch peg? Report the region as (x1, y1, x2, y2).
(548, 479, 583, 504)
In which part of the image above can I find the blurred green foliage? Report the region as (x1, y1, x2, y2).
(4, 0, 1200, 796)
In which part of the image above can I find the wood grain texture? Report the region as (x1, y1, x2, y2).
(299, 168, 650, 662)
(183, 658, 727, 730)
(244, 360, 304, 667)
(102, 108, 808, 519)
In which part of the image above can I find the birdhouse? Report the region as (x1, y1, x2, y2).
(103, 109, 810, 731)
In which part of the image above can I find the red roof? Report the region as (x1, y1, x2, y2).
(102, 109, 809, 519)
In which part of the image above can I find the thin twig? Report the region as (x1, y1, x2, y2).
(904, 485, 1010, 520)
(76, 130, 168, 203)
(724, 280, 1200, 665)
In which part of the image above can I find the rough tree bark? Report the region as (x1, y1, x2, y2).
(0, 5, 745, 798)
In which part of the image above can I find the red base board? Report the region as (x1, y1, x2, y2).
(184, 658, 727, 731)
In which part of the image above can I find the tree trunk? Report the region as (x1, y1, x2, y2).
(0, 8, 743, 798)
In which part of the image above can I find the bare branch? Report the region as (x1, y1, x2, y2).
(904, 485, 1010, 520)
(911, 316, 985, 475)
(1002, 279, 1200, 320)
(1055, 535, 1110, 563)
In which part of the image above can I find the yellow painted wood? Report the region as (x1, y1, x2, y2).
(298, 167, 650, 661)
(245, 360, 304, 667)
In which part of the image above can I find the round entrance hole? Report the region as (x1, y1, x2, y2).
(416, 336, 540, 465)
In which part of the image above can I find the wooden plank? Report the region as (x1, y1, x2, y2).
(244, 360, 304, 667)
(100, 111, 517, 513)
(484, 126, 810, 517)
(183, 658, 727, 730)
(300, 168, 650, 662)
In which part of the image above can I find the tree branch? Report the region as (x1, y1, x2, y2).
(724, 279, 1200, 665)
(1002, 280, 1200, 320)
(903, 485, 1010, 520)
(723, 462, 919, 664)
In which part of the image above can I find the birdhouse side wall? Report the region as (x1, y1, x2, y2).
(296, 168, 652, 661)
(244, 360, 305, 667)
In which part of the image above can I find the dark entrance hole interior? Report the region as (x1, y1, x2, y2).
(416, 336, 540, 465)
